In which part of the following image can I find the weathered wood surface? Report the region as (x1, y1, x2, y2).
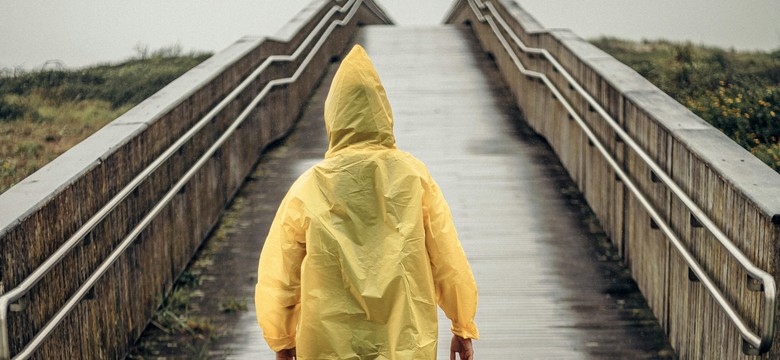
(446, 0, 780, 358)
(0, 1, 391, 358)
(135, 25, 674, 359)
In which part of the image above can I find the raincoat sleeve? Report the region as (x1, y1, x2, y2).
(422, 173, 480, 340)
(255, 192, 307, 352)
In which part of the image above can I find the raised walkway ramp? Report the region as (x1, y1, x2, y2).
(131, 26, 673, 359)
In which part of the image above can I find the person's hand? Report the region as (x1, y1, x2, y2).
(276, 347, 296, 360)
(450, 335, 474, 360)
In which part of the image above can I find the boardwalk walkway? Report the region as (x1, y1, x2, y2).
(131, 26, 674, 359)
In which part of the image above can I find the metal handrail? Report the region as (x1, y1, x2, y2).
(461, 0, 776, 354)
(0, 0, 372, 358)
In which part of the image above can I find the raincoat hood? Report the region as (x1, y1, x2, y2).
(324, 45, 396, 158)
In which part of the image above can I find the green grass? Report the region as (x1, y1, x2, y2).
(591, 37, 780, 172)
(127, 193, 248, 358)
(218, 297, 248, 313)
(0, 48, 211, 194)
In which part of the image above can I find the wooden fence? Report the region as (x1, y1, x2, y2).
(0, 0, 391, 358)
(446, 0, 780, 358)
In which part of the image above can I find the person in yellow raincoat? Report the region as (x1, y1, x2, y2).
(255, 44, 479, 360)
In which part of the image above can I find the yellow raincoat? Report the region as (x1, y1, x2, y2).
(255, 45, 479, 359)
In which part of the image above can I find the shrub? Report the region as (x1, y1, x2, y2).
(0, 97, 26, 121)
(14, 141, 43, 157)
(0, 49, 212, 194)
(0, 52, 211, 109)
(592, 37, 780, 173)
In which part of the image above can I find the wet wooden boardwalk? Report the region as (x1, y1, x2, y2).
(131, 26, 674, 359)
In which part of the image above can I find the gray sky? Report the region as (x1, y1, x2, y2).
(1, 0, 778, 70)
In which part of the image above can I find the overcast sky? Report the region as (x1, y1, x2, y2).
(1, 0, 778, 70)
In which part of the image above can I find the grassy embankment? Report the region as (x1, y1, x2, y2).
(591, 37, 780, 172)
(0, 47, 211, 194)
